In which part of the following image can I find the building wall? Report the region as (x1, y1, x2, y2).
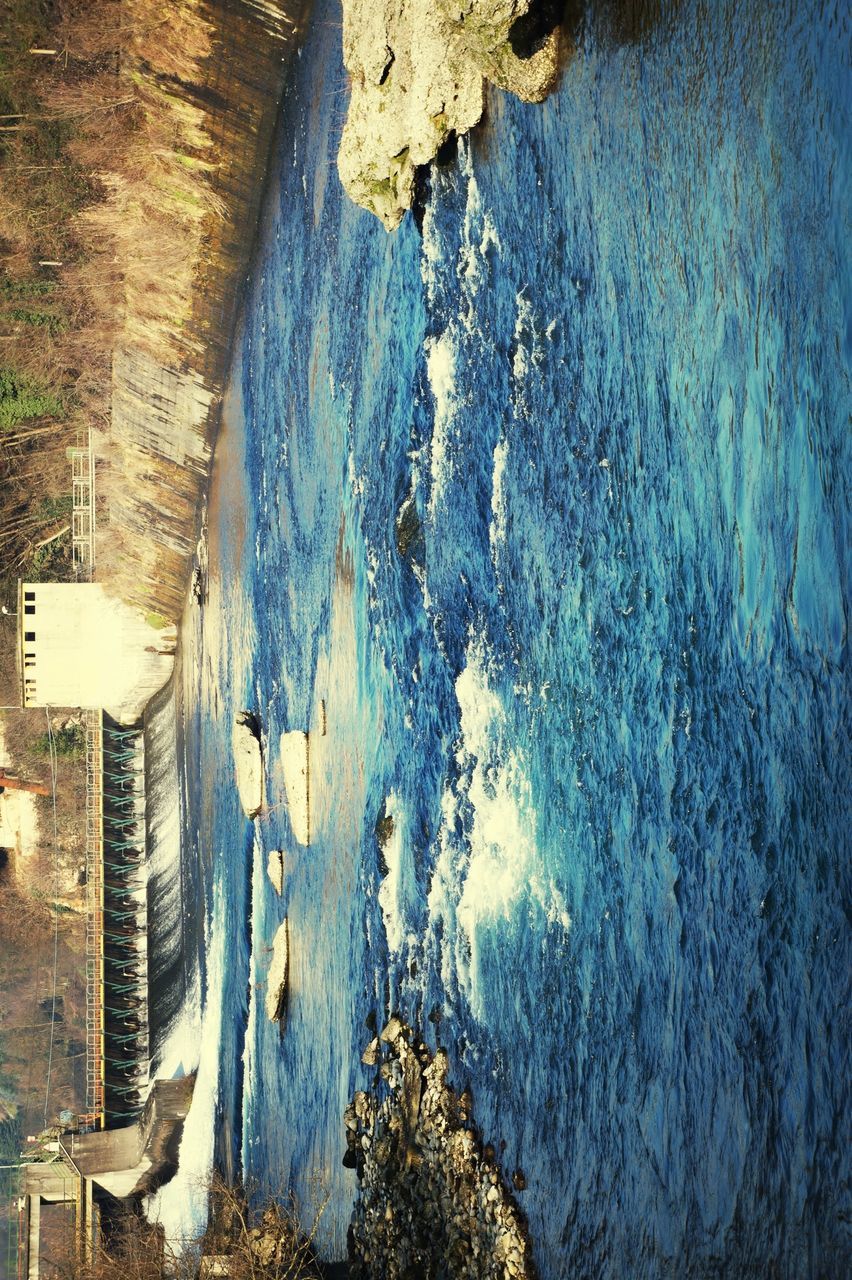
(18, 583, 175, 724)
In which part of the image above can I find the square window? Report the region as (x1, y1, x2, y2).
(25, 604, 35, 615)
(24, 632, 35, 642)
(24, 591, 35, 602)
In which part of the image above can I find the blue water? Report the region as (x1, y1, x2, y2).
(157, 1, 850, 1274)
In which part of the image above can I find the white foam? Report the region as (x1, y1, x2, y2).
(429, 635, 571, 1022)
(426, 783, 469, 996)
(240, 833, 265, 1158)
(458, 141, 501, 328)
(146, 876, 229, 1249)
(377, 791, 407, 955)
(489, 436, 509, 561)
(460, 148, 483, 305)
(425, 329, 458, 519)
(420, 198, 442, 306)
(513, 290, 535, 381)
(149, 968, 202, 1082)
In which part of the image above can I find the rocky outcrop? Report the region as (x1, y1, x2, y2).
(338, 0, 565, 228)
(345, 1018, 535, 1278)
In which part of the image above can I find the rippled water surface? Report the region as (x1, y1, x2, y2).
(154, 1, 850, 1274)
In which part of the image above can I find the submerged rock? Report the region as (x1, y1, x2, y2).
(232, 712, 264, 819)
(362, 1037, 381, 1066)
(338, 0, 566, 228)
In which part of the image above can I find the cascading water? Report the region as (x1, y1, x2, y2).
(144, 674, 203, 1071)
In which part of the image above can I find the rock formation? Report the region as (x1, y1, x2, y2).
(345, 1018, 535, 1278)
(338, 0, 566, 228)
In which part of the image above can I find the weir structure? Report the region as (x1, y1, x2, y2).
(14, 594, 180, 1279)
(14, 597, 155, 1130)
(84, 709, 149, 1128)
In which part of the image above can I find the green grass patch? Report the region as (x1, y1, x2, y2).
(29, 724, 85, 760)
(175, 151, 208, 171)
(144, 610, 170, 630)
(29, 534, 73, 582)
(38, 495, 72, 520)
(0, 277, 55, 300)
(7, 306, 66, 334)
(0, 368, 63, 431)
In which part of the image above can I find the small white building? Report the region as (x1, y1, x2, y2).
(17, 582, 176, 724)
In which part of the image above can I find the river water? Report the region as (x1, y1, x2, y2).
(149, 0, 850, 1274)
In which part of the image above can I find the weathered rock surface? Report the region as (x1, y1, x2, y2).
(338, 0, 565, 228)
(265, 919, 289, 1024)
(232, 712, 264, 819)
(345, 1020, 535, 1278)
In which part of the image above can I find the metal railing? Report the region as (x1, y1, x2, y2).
(71, 440, 95, 578)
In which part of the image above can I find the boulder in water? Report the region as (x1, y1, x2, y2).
(338, 0, 565, 229)
(280, 730, 310, 845)
(265, 919, 289, 1024)
(361, 1037, 381, 1066)
(267, 848, 286, 895)
(233, 711, 264, 819)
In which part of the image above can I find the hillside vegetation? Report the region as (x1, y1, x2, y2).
(0, 0, 214, 599)
(1, 0, 300, 618)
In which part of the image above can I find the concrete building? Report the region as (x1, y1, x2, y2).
(17, 582, 176, 725)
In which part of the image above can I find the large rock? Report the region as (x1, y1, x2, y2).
(338, 0, 565, 229)
(267, 848, 286, 895)
(265, 919, 289, 1024)
(232, 712, 264, 819)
